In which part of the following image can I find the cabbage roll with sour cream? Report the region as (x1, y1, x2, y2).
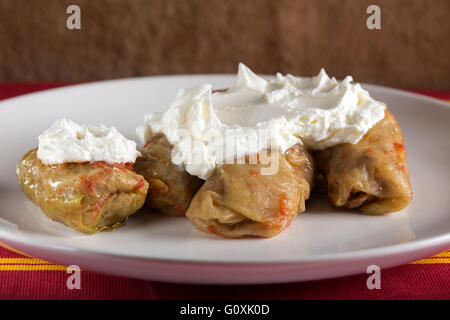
(16, 149, 149, 234)
(315, 110, 412, 214)
(16, 119, 149, 234)
(186, 144, 314, 238)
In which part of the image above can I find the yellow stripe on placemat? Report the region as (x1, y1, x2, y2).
(432, 251, 450, 258)
(410, 250, 450, 264)
(0, 265, 69, 271)
(0, 241, 71, 271)
(410, 258, 450, 264)
(0, 258, 52, 264)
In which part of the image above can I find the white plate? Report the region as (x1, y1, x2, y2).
(0, 76, 449, 284)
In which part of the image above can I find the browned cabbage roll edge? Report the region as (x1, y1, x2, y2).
(316, 110, 413, 215)
(133, 133, 203, 216)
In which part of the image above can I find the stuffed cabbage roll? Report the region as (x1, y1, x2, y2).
(133, 133, 203, 216)
(315, 110, 412, 215)
(16, 148, 149, 234)
(186, 145, 314, 238)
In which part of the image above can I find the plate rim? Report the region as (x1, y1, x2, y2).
(0, 222, 449, 265)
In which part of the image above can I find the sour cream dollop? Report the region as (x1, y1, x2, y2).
(137, 63, 386, 179)
(38, 119, 140, 165)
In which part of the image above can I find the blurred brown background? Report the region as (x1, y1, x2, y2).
(0, 0, 449, 89)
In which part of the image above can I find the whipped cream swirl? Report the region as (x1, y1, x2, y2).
(38, 119, 140, 165)
(137, 63, 386, 179)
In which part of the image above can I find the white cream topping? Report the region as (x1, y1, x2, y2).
(137, 63, 386, 179)
(38, 119, 140, 165)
